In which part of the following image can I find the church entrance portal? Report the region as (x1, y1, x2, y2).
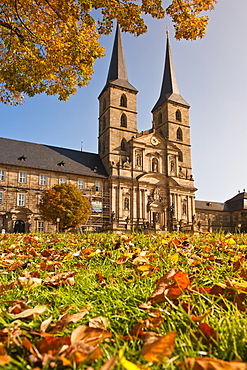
(14, 220, 25, 233)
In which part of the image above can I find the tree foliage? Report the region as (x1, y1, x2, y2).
(39, 183, 91, 231)
(0, 0, 217, 105)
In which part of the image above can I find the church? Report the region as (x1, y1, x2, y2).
(0, 26, 246, 233)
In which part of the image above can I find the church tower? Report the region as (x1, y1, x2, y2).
(152, 33, 193, 182)
(151, 33, 196, 229)
(98, 25, 138, 176)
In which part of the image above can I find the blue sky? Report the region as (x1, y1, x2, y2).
(1, 0, 246, 203)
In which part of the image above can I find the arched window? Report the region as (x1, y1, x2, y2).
(158, 112, 162, 125)
(152, 158, 158, 173)
(120, 94, 127, 107)
(177, 127, 183, 141)
(121, 139, 127, 151)
(178, 151, 183, 162)
(102, 116, 106, 130)
(103, 99, 106, 111)
(182, 203, 187, 215)
(120, 113, 127, 127)
(176, 109, 182, 122)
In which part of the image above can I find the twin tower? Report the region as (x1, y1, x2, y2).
(98, 25, 196, 231)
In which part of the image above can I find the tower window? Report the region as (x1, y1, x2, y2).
(178, 151, 183, 162)
(121, 139, 127, 151)
(158, 112, 162, 125)
(120, 94, 127, 107)
(176, 127, 183, 141)
(120, 113, 127, 128)
(176, 109, 182, 122)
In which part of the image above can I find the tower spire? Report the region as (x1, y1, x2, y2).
(152, 33, 189, 112)
(101, 24, 137, 94)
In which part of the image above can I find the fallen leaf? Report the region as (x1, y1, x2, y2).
(17, 276, 42, 288)
(0, 344, 12, 365)
(141, 330, 176, 363)
(120, 355, 149, 370)
(9, 306, 47, 319)
(71, 325, 112, 345)
(89, 316, 109, 329)
(100, 355, 118, 370)
(178, 357, 247, 370)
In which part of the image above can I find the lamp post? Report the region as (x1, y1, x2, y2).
(56, 217, 60, 233)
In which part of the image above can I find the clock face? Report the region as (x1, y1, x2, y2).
(151, 136, 159, 146)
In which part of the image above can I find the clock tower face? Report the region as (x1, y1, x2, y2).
(150, 136, 159, 146)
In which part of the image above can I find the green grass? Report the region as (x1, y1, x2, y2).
(0, 231, 247, 369)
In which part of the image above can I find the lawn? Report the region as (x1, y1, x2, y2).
(0, 231, 247, 370)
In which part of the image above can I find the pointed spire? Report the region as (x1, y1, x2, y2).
(100, 24, 137, 95)
(152, 33, 189, 112)
(106, 23, 128, 83)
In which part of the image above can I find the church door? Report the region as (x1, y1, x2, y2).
(14, 220, 25, 233)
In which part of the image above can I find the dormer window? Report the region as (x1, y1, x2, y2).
(18, 155, 26, 161)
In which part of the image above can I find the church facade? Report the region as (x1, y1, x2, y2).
(0, 27, 245, 233)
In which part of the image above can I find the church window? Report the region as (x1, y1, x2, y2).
(176, 109, 182, 122)
(176, 127, 183, 141)
(120, 113, 127, 127)
(124, 197, 129, 211)
(59, 177, 66, 184)
(178, 151, 183, 162)
(78, 179, 84, 190)
(120, 94, 127, 107)
(0, 170, 4, 181)
(103, 99, 106, 111)
(152, 158, 159, 172)
(37, 221, 44, 233)
(17, 193, 25, 207)
(96, 182, 101, 191)
(39, 175, 47, 185)
(121, 139, 127, 151)
(103, 116, 106, 130)
(158, 112, 162, 125)
(19, 172, 26, 183)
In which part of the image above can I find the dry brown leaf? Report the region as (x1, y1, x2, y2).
(9, 305, 47, 319)
(40, 316, 53, 333)
(17, 276, 42, 288)
(89, 316, 109, 330)
(178, 357, 247, 370)
(141, 330, 176, 363)
(148, 269, 176, 304)
(0, 344, 12, 365)
(100, 355, 118, 370)
(71, 325, 112, 345)
(46, 311, 89, 334)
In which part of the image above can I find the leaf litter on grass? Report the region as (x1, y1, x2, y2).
(1, 232, 247, 368)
